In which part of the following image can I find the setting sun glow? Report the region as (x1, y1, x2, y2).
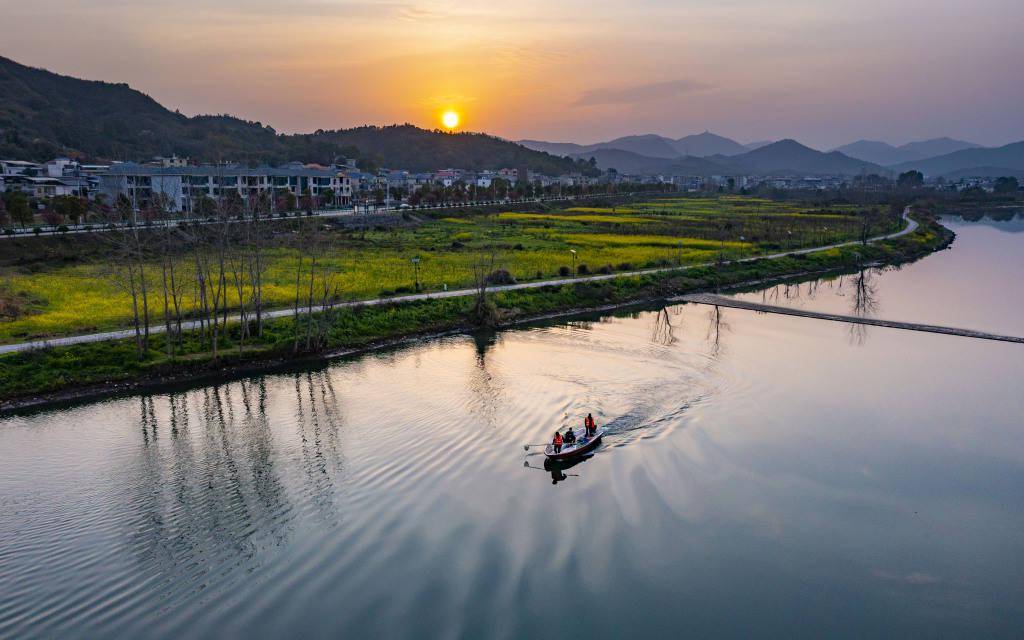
(441, 111, 460, 130)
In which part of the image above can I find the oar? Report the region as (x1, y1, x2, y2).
(522, 461, 579, 476)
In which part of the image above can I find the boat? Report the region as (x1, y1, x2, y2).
(544, 427, 604, 461)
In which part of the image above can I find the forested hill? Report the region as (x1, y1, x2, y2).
(0, 56, 592, 174)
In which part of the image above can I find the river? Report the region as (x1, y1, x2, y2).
(1, 215, 1022, 638)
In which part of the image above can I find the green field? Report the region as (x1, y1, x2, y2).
(0, 195, 894, 344)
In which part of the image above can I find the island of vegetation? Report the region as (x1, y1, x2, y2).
(0, 193, 954, 412)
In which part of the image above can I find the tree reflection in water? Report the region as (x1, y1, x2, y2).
(706, 305, 730, 357)
(651, 306, 678, 346)
(467, 331, 504, 429)
(847, 268, 881, 345)
(126, 372, 346, 605)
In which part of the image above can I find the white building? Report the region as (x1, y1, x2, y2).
(99, 163, 352, 212)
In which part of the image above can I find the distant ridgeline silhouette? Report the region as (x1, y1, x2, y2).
(0, 55, 595, 174)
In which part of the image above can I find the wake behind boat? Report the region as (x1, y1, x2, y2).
(544, 426, 604, 461)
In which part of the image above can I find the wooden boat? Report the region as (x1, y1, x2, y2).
(544, 427, 604, 461)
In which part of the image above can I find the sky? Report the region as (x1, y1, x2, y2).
(2, 0, 1023, 149)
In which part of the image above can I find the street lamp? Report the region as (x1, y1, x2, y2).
(411, 256, 421, 292)
(569, 249, 577, 278)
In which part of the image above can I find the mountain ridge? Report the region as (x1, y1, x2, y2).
(574, 139, 886, 176)
(833, 137, 981, 166)
(890, 141, 1024, 176)
(0, 55, 593, 174)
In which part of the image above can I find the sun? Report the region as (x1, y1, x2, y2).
(441, 110, 460, 130)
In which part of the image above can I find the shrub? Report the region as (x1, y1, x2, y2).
(616, 262, 633, 271)
(513, 243, 524, 250)
(3, 228, 13, 236)
(32, 226, 42, 235)
(596, 264, 612, 274)
(486, 269, 517, 285)
(558, 265, 571, 277)
(577, 264, 589, 275)
(450, 240, 465, 249)
(57, 225, 69, 233)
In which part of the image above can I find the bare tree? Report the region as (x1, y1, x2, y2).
(470, 248, 499, 326)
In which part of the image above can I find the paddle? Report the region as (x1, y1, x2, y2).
(522, 461, 579, 476)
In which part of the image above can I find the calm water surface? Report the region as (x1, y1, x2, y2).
(1, 216, 1022, 638)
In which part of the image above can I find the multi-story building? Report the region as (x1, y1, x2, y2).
(1, 160, 42, 177)
(99, 162, 352, 212)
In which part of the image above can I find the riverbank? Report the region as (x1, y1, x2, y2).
(0, 211, 952, 414)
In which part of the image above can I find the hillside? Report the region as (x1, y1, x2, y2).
(570, 148, 728, 174)
(519, 134, 680, 159)
(516, 139, 587, 156)
(834, 137, 980, 166)
(0, 55, 591, 174)
(940, 166, 1024, 179)
(720, 139, 886, 175)
(520, 131, 748, 159)
(670, 131, 747, 157)
(891, 141, 1024, 177)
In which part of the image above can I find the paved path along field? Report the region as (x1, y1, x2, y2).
(0, 193, 623, 240)
(0, 209, 918, 355)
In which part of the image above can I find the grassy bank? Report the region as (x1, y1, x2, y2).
(0, 210, 951, 410)
(0, 195, 891, 343)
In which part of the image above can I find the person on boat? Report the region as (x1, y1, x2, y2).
(584, 413, 596, 437)
(563, 428, 576, 445)
(552, 431, 563, 453)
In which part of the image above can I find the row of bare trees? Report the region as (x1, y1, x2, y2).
(101, 190, 340, 361)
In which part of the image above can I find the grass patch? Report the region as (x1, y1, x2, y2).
(0, 195, 896, 344)
(0, 212, 950, 406)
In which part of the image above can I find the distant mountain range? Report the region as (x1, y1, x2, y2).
(0, 55, 593, 175)
(712, 139, 885, 175)
(890, 141, 1024, 177)
(569, 139, 884, 176)
(519, 131, 752, 159)
(832, 137, 981, 166)
(523, 130, 1024, 178)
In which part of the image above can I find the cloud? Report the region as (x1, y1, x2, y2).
(573, 79, 712, 107)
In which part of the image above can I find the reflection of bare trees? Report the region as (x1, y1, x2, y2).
(847, 268, 880, 345)
(467, 332, 503, 428)
(705, 305, 730, 356)
(125, 374, 346, 601)
(294, 371, 345, 525)
(761, 278, 824, 306)
(851, 269, 880, 317)
(139, 396, 158, 445)
(650, 307, 678, 346)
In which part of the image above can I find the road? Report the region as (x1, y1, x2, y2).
(0, 192, 642, 239)
(0, 209, 917, 355)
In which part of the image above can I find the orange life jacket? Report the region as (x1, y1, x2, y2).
(554, 433, 563, 445)
(585, 416, 595, 429)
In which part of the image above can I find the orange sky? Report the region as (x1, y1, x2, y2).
(2, 0, 1022, 148)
